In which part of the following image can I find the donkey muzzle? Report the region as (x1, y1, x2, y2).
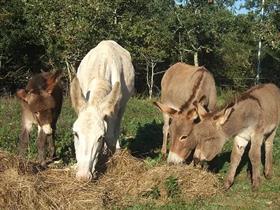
(76, 170, 93, 182)
(167, 151, 184, 164)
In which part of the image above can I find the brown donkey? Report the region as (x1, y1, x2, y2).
(154, 62, 216, 160)
(170, 83, 280, 190)
(16, 71, 63, 167)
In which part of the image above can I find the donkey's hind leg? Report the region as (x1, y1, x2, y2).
(264, 129, 276, 180)
(249, 133, 263, 191)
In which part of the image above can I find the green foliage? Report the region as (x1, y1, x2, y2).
(164, 176, 180, 199)
(0, 0, 279, 94)
(142, 186, 161, 199)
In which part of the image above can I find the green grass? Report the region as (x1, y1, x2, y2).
(0, 93, 280, 209)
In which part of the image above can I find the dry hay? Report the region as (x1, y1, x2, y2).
(0, 149, 221, 209)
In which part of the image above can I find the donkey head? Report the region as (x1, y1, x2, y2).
(16, 70, 62, 135)
(70, 77, 120, 181)
(193, 103, 234, 163)
(154, 100, 203, 164)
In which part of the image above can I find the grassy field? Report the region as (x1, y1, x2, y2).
(0, 93, 280, 209)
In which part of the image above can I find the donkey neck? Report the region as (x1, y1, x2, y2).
(220, 100, 261, 139)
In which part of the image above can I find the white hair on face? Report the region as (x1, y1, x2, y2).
(167, 152, 184, 164)
(73, 106, 106, 179)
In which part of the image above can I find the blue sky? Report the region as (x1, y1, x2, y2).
(233, 0, 249, 14)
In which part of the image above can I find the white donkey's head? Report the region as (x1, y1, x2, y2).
(70, 77, 120, 181)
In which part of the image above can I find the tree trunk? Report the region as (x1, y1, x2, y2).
(194, 52, 199, 66)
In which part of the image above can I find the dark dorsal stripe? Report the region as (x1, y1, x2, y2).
(211, 85, 264, 118)
(228, 84, 264, 109)
(237, 94, 262, 109)
(85, 91, 90, 102)
(179, 67, 206, 113)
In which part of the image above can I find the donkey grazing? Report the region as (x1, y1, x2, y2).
(172, 83, 280, 190)
(16, 71, 63, 167)
(153, 62, 216, 160)
(70, 40, 134, 181)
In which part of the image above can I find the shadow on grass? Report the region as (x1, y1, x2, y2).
(207, 151, 231, 173)
(125, 120, 163, 159)
(206, 142, 270, 182)
(207, 146, 251, 177)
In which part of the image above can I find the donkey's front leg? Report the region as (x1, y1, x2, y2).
(161, 113, 170, 158)
(249, 134, 262, 191)
(19, 120, 33, 157)
(224, 136, 248, 190)
(47, 134, 55, 161)
(47, 122, 57, 161)
(37, 128, 48, 167)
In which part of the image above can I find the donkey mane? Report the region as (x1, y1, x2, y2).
(209, 85, 264, 118)
(87, 79, 112, 106)
(179, 67, 206, 113)
(226, 85, 263, 109)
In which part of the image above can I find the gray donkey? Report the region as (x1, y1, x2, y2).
(170, 83, 280, 190)
(154, 62, 216, 159)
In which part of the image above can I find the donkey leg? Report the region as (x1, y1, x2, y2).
(47, 123, 57, 160)
(47, 134, 55, 160)
(264, 129, 276, 179)
(224, 136, 248, 190)
(161, 113, 170, 158)
(37, 128, 48, 167)
(104, 115, 118, 155)
(249, 134, 262, 191)
(113, 106, 126, 151)
(19, 120, 33, 157)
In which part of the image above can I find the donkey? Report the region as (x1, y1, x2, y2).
(153, 62, 216, 160)
(171, 83, 280, 190)
(16, 70, 63, 167)
(70, 40, 134, 181)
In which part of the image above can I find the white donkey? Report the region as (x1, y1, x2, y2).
(70, 40, 135, 181)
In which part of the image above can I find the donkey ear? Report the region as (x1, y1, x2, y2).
(186, 108, 199, 121)
(199, 95, 208, 107)
(193, 101, 208, 120)
(16, 89, 28, 102)
(46, 70, 62, 94)
(70, 76, 86, 114)
(101, 82, 121, 119)
(153, 101, 178, 116)
(217, 107, 234, 126)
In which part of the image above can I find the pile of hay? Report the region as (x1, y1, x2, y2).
(0, 150, 221, 209)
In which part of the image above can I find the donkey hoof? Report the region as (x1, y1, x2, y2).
(252, 184, 260, 192)
(224, 180, 233, 190)
(40, 161, 48, 169)
(264, 172, 273, 180)
(252, 179, 261, 191)
(161, 153, 167, 160)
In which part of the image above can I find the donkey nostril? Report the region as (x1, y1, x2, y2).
(193, 157, 200, 166)
(76, 171, 92, 182)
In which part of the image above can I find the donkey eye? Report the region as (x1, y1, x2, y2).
(179, 135, 188, 141)
(98, 136, 104, 142)
(73, 131, 79, 139)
